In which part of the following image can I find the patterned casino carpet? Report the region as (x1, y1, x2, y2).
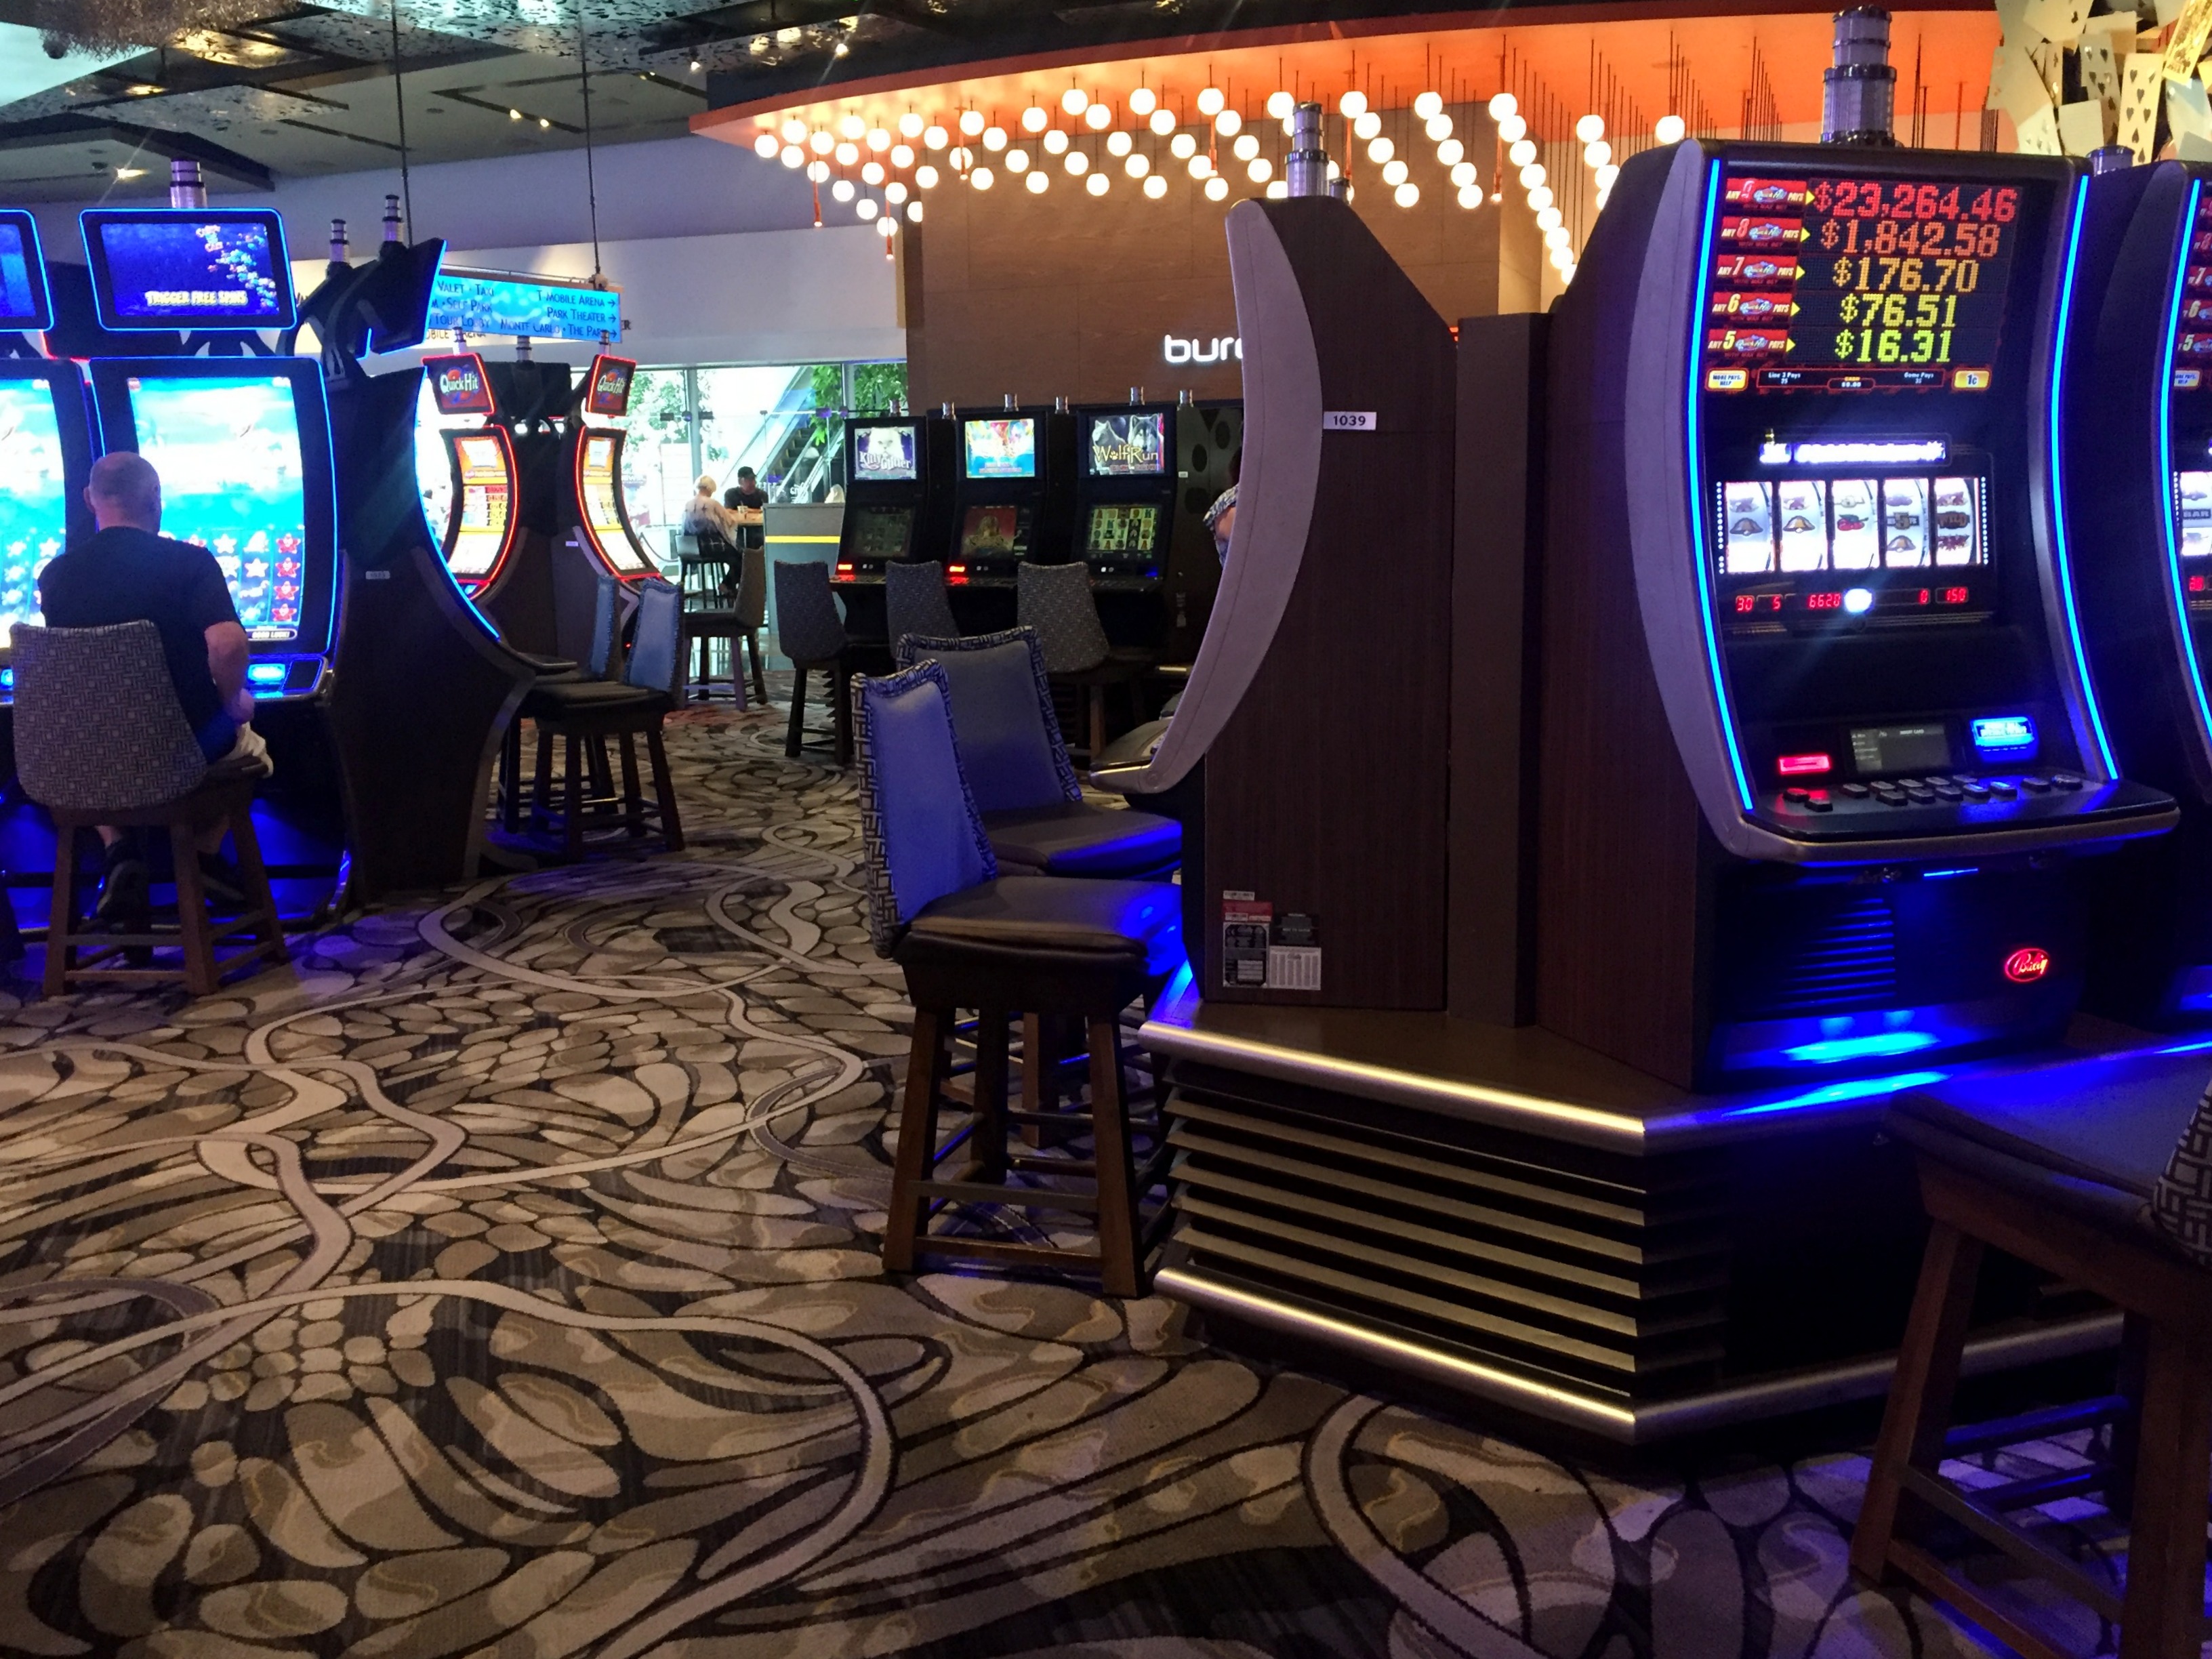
(0, 697, 2106, 1659)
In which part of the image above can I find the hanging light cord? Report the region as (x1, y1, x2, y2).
(389, 0, 413, 238)
(577, 0, 603, 278)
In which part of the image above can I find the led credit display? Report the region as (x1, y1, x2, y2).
(1705, 171, 2020, 392)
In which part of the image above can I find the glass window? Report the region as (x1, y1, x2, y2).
(619, 367, 693, 558)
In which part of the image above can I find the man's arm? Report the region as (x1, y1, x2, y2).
(205, 621, 251, 724)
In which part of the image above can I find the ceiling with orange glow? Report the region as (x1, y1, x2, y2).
(695, 4, 2001, 147)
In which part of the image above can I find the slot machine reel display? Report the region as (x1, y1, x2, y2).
(1542, 143, 2174, 1090)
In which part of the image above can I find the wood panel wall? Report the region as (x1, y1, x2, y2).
(903, 111, 1525, 409)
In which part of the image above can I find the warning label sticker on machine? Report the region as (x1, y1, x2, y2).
(1222, 897, 1271, 987)
(1267, 947, 1322, 990)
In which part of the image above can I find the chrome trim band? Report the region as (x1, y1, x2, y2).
(1158, 1267, 2121, 1443)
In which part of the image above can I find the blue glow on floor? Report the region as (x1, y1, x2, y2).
(1723, 1069, 1952, 1118)
(1780, 1029, 1944, 1065)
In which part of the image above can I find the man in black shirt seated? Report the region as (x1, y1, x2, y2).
(722, 466, 767, 513)
(39, 452, 273, 928)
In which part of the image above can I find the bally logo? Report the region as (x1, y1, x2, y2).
(1163, 334, 1242, 365)
(2003, 946, 2051, 984)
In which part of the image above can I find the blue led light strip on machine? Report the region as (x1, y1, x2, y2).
(2158, 178, 2212, 754)
(2047, 177, 2121, 775)
(1685, 157, 1755, 813)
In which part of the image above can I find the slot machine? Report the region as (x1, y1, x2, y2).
(2061, 159, 2212, 1025)
(830, 412, 955, 639)
(416, 350, 518, 596)
(947, 404, 1076, 592)
(560, 352, 658, 586)
(0, 212, 94, 684)
(1069, 397, 1182, 651)
(78, 208, 335, 702)
(1541, 142, 2175, 1091)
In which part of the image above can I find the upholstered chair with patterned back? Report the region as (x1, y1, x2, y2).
(773, 559, 857, 764)
(13, 621, 285, 996)
(853, 660, 1182, 1294)
(884, 560, 960, 658)
(1016, 561, 1155, 761)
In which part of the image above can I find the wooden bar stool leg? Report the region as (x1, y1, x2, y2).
(1851, 1220, 1986, 1583)
(617, 733, 645, 839)
(228, 805, 283, 965)
(169, 819, 216, 997)
(833, 661, 853, 767)
(645, 724, 682, 852)
(972, 1008, 1010, 1181)
(748, 632, 769, 705)
(1088, 685, 1106, 762)
(785, 665, 809, 757)
(884, 1006, 951, 1274)
(44, 824, 77, 997)
(501, 720, 524, 832)
(532, 729, 554, 828)
(1086, 1010, 1141, 1297)
(2116, 1324, 2212, 1659)
(563, 732, 584, 861)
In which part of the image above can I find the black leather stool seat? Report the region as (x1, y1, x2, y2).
(895, 876, 1179, 1011)
(522, 680, 672, 720)
(1890, 1050, 2205, 1238)
(983, 802, 1180, 878)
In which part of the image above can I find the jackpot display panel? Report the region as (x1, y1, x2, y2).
(833, 415, 956, 592)
(80, 209, 295, 332)
(1540, 142, 2174, 1090)
(2060, 159, 2212, 1024)
(947, 408, 1076, 586)
(0, 361, 94, 655)
(88, 359, 337, 699)
(0, 210, 54, 334)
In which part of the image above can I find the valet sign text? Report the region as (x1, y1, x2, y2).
(1162, 333, 1242, 365)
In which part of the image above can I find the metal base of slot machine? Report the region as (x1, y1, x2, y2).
(1141, 986, 2144, 1442)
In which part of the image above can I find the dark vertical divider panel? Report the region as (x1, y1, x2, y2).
(1450, 313, 1549, 1026)
(1202, 199, 1455, 1009)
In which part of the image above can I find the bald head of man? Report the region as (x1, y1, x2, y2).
(85, 453, 161, 533)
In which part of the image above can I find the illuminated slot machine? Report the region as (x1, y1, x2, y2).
(834, 413, 954, 584)
(2062, 159, 2212, 1025)
(417, 350, 518, 596)
(0, 211, 94, 697)
(1541, 144, 2174, 1090)
(79, 208, 335, 703)
(946, 404, 1076, 590)
(562, 352, 658, 586)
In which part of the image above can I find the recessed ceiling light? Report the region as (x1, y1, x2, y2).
(127, 84, 161, 96)
(115, 167, 145, 180)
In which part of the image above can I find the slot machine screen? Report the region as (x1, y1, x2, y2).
(960, 504, 1031, 558)
(2169, 186, 2212, 569)
(123, 375, 306, 640)
(853, 423, 918, 482)
(964, 417, 1036, 480)
(0, 213, 52, 333)
(0, 382, 68, 635)
(578, 432, 652, 573)
(1698, 163, 2053, 634)
(447, 434, 514, 577)
(849, 506, 912, 560)
(1085, 503, 1161, 560)
(1086, 412, 1167, 476)
(82, 210, 294, 330)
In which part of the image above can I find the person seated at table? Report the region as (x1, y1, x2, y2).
(722, 466, 768, 514)
(682, 474, 738, 541)
(39, 452, 272, 928)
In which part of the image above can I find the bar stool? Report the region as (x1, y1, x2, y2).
(1017, 561, 1154, 761)
(1853, 1050, 2212, 1659)
(884, 558, 960, 656)
(773, 560, 859, 764)
(678, 531, 746, 704)
(12, 622, 285, 998)
(855, 661, 1182, 1294)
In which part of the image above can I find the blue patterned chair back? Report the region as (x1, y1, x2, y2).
(853, 661, 996, 954)
(886, 560, 959, 657)
(1017, 560, 1111, 674)
(895, 626, 1079, 815)
(585, 571, 621, 678)
(10, 622, 209, 815)
(773, 560, 848, 665)
(737, 544, 768, 630)
(623, 578, 684, 696)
